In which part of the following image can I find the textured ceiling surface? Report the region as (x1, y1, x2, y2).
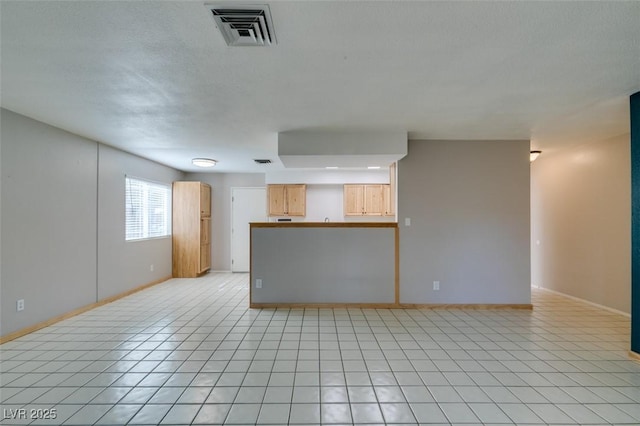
(1, 1, 639, 172)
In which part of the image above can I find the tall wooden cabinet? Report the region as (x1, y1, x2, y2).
(268, 184, 306, 216)
(172, 181, 211, 278)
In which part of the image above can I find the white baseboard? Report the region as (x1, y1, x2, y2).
(533, 285, 630, 318)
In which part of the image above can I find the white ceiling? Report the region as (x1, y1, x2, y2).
(1, 1, 639, 172)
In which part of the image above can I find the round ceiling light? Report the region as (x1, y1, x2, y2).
(192, 158, 217, 168)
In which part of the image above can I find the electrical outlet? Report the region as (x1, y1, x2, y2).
(16, 299, 24, 312)
(256, 279, 262, 289)
(433, 281, 440, 291)
(150, 264, 154, 272)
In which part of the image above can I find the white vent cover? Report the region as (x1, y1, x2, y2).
(206, 3, 276, 46)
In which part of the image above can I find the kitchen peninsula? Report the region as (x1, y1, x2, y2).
(250, 222, 398, 308)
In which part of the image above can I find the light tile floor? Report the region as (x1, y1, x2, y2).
(1, 272, 639, 425)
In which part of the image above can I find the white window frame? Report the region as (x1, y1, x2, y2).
(125, 176, 172, 241)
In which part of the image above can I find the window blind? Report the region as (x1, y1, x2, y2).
(125, 176, 171, 241)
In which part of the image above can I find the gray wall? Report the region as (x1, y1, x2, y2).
(185, 172, 265, 271)
(1, 109, 182, 336)
(531, 134, 630, 313)
(98, 145, 183, 299)
(398, 140, 531, 304)
(251, 227, 396, 303)
(1, 109, 98, 335)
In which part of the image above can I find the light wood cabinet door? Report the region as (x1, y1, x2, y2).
(200, 183, 211, 217)
(200, 218, 210, 244)
(382, 185, 392, 216)
(268, 184, 306, 216)
(387, 163, 396, 216)
(285, 184, 306, 216)
(364, 184, 384, 215)
(344, 185, 365, 216)
(200, 243, 211, 272)
(268, 185, 286, 216)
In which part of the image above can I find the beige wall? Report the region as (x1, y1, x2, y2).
(398, 140, 531, 304)
(531, 134, 631, 313)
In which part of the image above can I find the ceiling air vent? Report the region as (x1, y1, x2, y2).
(206, 3, 276, 46)
(254, 159, 272, 164)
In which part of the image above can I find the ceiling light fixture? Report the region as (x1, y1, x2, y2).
(367, 166, 381, 170)
(326, 166, 339, 169)
(530, 151, 542, 162)
(192, 158, 217, 168)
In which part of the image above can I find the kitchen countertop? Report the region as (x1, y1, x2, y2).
(250, 222, 397, 228)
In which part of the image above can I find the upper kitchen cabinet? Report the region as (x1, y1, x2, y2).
(268, 184, 306, 216)
(344, 184, 394, 216)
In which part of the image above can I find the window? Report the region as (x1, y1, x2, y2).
(125, 176, 171, 241)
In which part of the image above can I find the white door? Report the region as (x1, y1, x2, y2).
(231, 187, 267, 272)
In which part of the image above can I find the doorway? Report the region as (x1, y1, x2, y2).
(231, 187, 267, 272)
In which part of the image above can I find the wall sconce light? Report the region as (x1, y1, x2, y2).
(530, 150, 542, 162)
